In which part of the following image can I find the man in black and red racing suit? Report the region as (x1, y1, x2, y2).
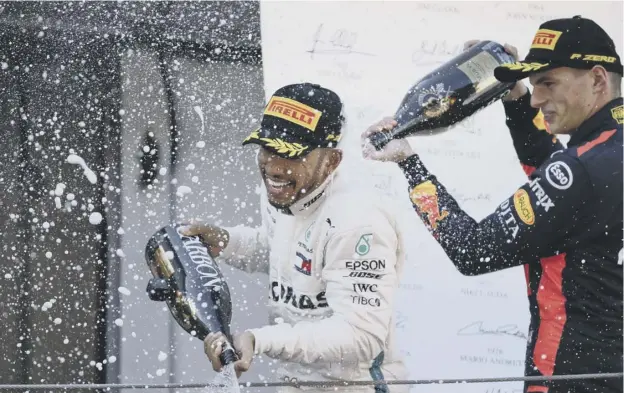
(362, 16, 623, 393)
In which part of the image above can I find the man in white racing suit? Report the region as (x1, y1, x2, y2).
(183, 83, 409, 392)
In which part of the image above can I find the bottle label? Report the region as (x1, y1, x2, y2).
(174, 226, 225, 290)
(417, 83, 454, 118)
(458, 50, 505, 105)
(457, 50, 500, 85)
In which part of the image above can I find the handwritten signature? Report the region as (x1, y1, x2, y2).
(484, 388, 523, 393)
(307, 24, 375, 58)
(411, 40, 463, 66)
(414, 2, 460, 14)
(457, 321, 527, 340)
(450, 190, 492, 203)
(395, 311, 408, 329)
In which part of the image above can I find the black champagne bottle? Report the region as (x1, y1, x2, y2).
(144, 224, 238, 366)
(369, 40, 515, 150)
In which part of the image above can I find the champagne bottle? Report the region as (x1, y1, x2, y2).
(144, 224, 238, 366)
(369, 40, 515, 150)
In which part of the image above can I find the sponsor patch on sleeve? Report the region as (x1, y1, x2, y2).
(496, 198, 525, 243)
(513, 189, 535, 225)
(409, 180, 448, 230)
(545, 161, 573, 190)
(611, 105, 623, 124)
(528, 177, 555, 212)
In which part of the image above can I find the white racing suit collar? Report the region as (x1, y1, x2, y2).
(279, 168, 337, 218)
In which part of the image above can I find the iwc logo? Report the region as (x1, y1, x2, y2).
(418, 83, 454, 118)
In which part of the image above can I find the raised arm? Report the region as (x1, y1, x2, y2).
(397, 152, 592, 275)
(503, 90, 565, 176)
(462, 40, 564, 176)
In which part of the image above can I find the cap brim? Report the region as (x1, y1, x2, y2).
(494, 61, 555, 83)
(242, 128, 313, 159)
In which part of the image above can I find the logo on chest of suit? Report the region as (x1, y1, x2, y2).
(355, 234, 373, 256)
(305, 222, 313, 242)
(270, 281, 328, 309)
(297, 241, 313, 254)
(345, 259, 386, 271)
(344, 271, 384, 279)
(294, 252, 312, 276)
(352, 283, 378, 293)
(297, 221, 314, 254)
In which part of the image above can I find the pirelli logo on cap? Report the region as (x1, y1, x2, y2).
(264, 96, 322, 131)
(531, 29, 562, 51)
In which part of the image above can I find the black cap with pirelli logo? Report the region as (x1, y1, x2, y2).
(242, 83, 344, 159)
(494, 15, 623, 82)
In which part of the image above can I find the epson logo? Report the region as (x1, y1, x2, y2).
(176, 227, 223, 288)
(345, 260, 386, 271)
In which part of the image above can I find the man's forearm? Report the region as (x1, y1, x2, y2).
(248, 316, 382, 365)
(398, 155, 525, 275)
(504, 91, 564, 175)
(218, 225, 269, 274)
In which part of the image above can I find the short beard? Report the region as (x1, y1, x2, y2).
(267, 197, 295, 210)
(266, 156, 327, 211)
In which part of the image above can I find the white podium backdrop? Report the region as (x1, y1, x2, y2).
(258, 2, 623, 392)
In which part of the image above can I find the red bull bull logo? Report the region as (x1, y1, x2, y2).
(409, 180, 448, 231)
(532, 110, 547, 131)
(532, 110, 554, 139)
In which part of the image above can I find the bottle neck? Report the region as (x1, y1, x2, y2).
(393, 112, 428, 137)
